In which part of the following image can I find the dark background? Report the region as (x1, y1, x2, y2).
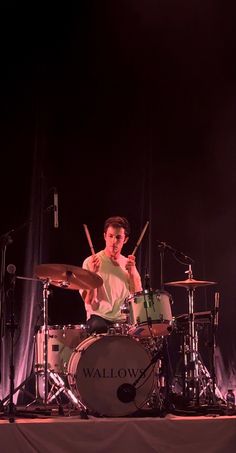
(1, 3, 236, 387)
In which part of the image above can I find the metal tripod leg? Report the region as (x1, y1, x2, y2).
(197, 356, 225, 403)
(47, 370, 89, 418)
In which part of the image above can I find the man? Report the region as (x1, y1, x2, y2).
(81, 216, 142, 334)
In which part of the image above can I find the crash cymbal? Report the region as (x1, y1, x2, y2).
(164, 278, 216, 289)
(35, 263, 103, 290)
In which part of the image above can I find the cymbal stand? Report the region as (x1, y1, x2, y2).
(197, 292, 224, 405)
(36, 279, 89, 417)
(39, 279, 50, 406)
(181, 267, 223, 407)
(35, 279, 54, 406)
(184, 265, 200, 404)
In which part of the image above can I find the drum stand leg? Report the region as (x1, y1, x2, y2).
(145, 337, 174, 415)
(46, 370, 89, 418)
(146, 357, 165, 411)
(176, 327, 224, 412)
(197, 354, 225, 404)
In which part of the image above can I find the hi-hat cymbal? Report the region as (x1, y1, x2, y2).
(164, 278, 217, 289)
(35, 263, 103, 290)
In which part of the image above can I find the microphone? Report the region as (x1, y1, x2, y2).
(214, 292, 220, 326)
(7, 263, 16, 275)
(6, 263, 16, 287)
(53, 188, 59, 228)
(117, 383, 136, 403)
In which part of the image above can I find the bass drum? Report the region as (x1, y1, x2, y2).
(67, 334, 154, 417)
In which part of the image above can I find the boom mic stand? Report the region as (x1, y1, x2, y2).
(5, 264, 17, 423)
(117, 343, 173, 416)
(0, 221, 32, 372)
(0, 231, 14, 369)
(157, 242, 165, 291)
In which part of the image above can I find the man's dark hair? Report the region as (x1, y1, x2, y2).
(104, 216, 130, 237)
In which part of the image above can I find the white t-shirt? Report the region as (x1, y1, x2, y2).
(82, 250, 138, 322)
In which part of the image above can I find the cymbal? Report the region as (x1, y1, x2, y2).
(175, 311, 211, 322)
(35, 263, 103, 290)
(164, 278, 217, 289)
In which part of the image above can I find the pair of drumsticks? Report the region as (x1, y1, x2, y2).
(83, 221, 149, 258)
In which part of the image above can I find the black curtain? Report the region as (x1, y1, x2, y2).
(1, 3, 236, 401)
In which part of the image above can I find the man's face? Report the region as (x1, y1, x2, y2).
(104, 226, 128, 257)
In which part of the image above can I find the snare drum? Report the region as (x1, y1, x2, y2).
(35, 324, 88, 374)
(128, 290, 173, 338)
(67, 334, 154, 416)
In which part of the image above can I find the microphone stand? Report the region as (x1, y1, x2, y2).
(156, 240, 195, 267)
(156, 242, 173, 410)
(157, 243, 165, 291)
(0, 222, 32, 339)
(0, 231, 13, 346)
(117, 346, 173, 416)
(210, 292, 219, 405)
(0, 222, 32, 420)
(117, 347, 163, 402)
(5, 267, 17, 423)
(0, 223, 31, 387)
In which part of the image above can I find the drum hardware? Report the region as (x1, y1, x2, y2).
(156, 240, 195, 268)
(29, 263, 103, 417)
(197, 358, 224, 402)
(115, 347, 162, 404)
(173, 328, 224, 410)
(0, 263, 18, 422)
(0, 271, 54, 418)
(107, 322, 130, 336)
(116, 334, 173, 416)
(165, 266, 222, 409)
(46, 370, 88, 418)
(146, 358, 165, 410)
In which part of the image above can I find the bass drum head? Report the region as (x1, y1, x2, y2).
(67, 334, 154, 417)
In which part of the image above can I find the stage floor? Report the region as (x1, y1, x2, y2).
(0, 406, 236, 453)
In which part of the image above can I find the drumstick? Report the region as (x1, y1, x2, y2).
(83, 225, 99, 306)
(131, 221, 149, 256)
(83, 224, 95, 255)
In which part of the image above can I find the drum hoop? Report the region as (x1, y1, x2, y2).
(132, 289, 172, 298)
(131, 319, 172, 326)
(70, 333, 147, 355)
(38, 324, 87, 331)
(68, 333, 151, 369)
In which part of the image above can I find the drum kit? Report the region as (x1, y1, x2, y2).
(28, 261, 223, 418)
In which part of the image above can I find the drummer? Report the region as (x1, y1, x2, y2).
(81, 216, 142, 334)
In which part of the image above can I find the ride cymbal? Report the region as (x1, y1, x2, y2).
(164, 278, 216, 289)
(35, 263, 103, 290)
